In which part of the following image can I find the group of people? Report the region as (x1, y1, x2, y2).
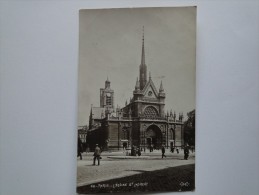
(130, 145, 141, 156)
(170, 147, 180, 154)
(162, 144, 190, 160)
(78, 135, 191, 164)
(78, 136, 102, 165)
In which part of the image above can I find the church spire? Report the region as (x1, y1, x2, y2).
(141, 26, 145, 65)
(139, 26, 147, 90)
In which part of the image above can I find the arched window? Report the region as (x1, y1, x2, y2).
(144, 106, 159, 118)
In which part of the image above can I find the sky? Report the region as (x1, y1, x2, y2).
(78, 7, 196, 126)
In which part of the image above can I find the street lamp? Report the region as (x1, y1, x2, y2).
(163, 131, 166, 146)
(143, 124, 146, 152)
(144, 131, 146, 152)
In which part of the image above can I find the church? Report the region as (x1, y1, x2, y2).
(86, 32, 184, 151)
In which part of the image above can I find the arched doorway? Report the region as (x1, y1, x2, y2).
(146, 125, 162, 149)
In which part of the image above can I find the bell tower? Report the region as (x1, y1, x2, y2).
(100, 77, 114, 110)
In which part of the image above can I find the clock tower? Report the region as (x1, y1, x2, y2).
(100, 77, 114, 110)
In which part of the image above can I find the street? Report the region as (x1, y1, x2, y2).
(77, 150, 195, 187)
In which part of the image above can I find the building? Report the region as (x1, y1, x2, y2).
(87, 32, 184, 151)
(78, 125, 88, 151)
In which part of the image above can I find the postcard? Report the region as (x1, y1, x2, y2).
(77, 7, 196, 193)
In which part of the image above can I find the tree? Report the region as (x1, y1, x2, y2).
(184, 109, 195, 146)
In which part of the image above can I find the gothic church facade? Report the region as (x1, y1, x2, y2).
(87, 33, 184, 151)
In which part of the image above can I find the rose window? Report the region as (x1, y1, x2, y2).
(144, 106, 159, 118)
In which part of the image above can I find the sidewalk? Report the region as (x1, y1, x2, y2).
(87, 149, 195, 156)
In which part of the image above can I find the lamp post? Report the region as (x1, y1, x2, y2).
(118, 121, 120, 150)
(143, 124, 146, 152)
(122, 123, 131, 148)
(163, 131, 166, 146)
(144, 131, 146, 152)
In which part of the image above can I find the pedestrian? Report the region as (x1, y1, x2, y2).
(137, 147, 141, 156)
(171, 145, 174, 153)
(176, 148, 179, 154)
(123, 142, 127, 152)
(93, 144, 101, 165)
(184, 144, 189, 160)
(77, 136, 83, 160)
(131, 145, 137, 156)
(161, 145, 166, 158)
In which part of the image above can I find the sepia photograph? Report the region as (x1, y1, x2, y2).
(1, 1, 259, 195)
(77, 7, 196, 193)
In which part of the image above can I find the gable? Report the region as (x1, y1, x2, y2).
(142, 79, 159, 98)
(144, 85, 157, 98)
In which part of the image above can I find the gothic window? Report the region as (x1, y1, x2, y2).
(144, 106, 158, 118)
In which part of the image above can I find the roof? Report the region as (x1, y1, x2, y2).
(92, 107, 106, 119)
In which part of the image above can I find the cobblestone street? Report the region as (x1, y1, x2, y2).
(77, 150, 195, 186)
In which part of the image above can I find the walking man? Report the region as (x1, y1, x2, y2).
(184, 144, 189, 160)
(93, 144, 101, 165)
(77, 136, 83, 160)
(161, 145, 166, 158)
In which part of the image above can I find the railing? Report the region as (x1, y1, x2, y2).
(108, 116, 184, 123)
(140, 116, 166, 121)
(142, 97, 160, 102)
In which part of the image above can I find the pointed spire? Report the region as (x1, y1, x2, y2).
(89, 105, 93, 129)
(125, 100, 127, 106)
(159, 81, 164, 92)
(149, 71, 151, 80)
(135, 77, 140, 90)
(141, 26, 145, 65)
(139, 26, 147, 90)
(105, 77, 110, 89)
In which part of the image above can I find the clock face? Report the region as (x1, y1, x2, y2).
(106, 93, 111, 97)
(148, 91, 153, 96)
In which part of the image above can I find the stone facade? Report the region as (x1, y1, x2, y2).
(87, 32, 184, 151)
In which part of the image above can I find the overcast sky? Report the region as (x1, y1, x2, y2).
(78, 7, 196, 126)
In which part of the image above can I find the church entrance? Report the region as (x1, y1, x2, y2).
(146, 125, 162, 149)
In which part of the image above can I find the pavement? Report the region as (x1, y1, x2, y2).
(77, 149, 195, 187)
